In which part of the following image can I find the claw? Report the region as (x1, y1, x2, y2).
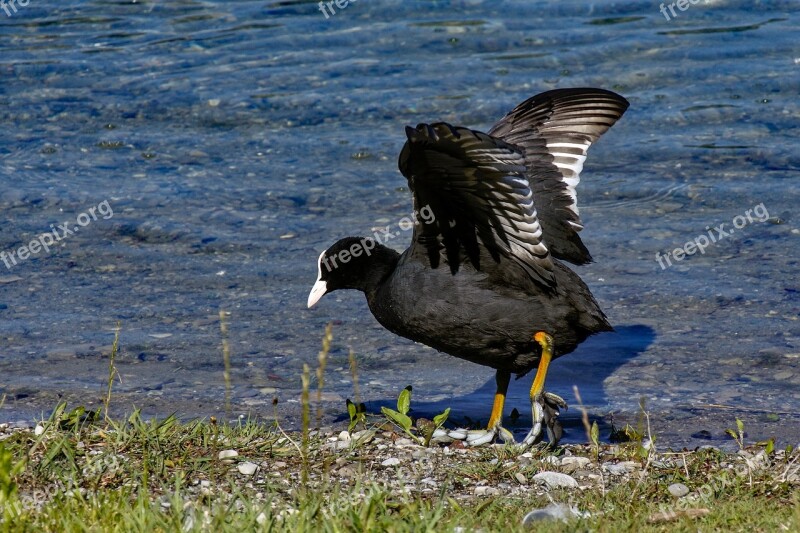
(522, 391, 567, 447)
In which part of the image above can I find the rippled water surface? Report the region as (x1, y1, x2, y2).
(1, 0, 798, 449)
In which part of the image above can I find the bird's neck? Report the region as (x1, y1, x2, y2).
(361, 244, 400, 297)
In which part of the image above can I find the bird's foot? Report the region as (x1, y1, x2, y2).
(432, 425, 515, 446)
(521, 391, 567, 447)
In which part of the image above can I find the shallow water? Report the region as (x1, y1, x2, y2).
(1, 0, 798, 449)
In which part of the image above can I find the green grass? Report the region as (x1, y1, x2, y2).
(1, 327, 797, 531)
(0, 402, 797, 532)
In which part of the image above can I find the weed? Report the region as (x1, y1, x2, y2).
(726, 418, 746, 450)
(219, 310, 232, 417)
(103, 322, 122, 424)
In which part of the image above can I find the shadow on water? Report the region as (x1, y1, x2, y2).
(355, 325, 656, 444)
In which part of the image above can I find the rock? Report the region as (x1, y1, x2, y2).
(338, 431, 351, 441)
(532, 471, 578, 489)
(474, 486, 500, 496)
(668, 483, 690, 498)
(34, 424, 45, 436)
(515, 472, 528, 485)
(381, 458, 401, 467)
(218, 450, 238, 461)
(256, 512, 268, 525)
(522, 503, 587, 524)
(603, 462, 635, 475)
(237, 462, 258, 476)
(560, 456, 591, 472)
(395, 438, 415, 446)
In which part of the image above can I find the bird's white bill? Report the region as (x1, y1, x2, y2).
(307, 279, 328, 308)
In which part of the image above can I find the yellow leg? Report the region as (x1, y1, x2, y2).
(530, 332, 554, 400)
(487, 370, 511, 430)
(523, 331, 565, 446)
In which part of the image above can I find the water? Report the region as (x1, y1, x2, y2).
(1, 0, 798, 449)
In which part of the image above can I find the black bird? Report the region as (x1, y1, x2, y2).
(308, 88, 628, 445)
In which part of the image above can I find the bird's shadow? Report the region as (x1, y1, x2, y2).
(358, 325, 655, 443)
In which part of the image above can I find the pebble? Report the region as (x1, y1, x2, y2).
(474, 486, 500, 496)
(532, 471, 578, 489)
(561, 456, 591, 469)
(514, 472, 528, 485)
(218, 450, 238, 461)
(34, 424, 45, 436)
(668, 483, 690, 498)
(603, 461, 637, 475)
(522, 503, 583, 524)
(237, 462, 258, 476)
(381, 458, 401, 467)
(337, 431, 351, 441)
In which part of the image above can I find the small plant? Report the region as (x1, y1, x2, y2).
(726, 418, 746, 450)
(417, 409, 451, 447)
(104, 321, 122, 423)
(346, 399, 367, 432)
(590, 420, 600, 459)
(381, 386, 416, 441)
(316, 323, 333, 427)
(573, 385, 600, 460)
(757, 438, 775, 456)
(0, 440, 25, 521)
(219, 310, 232, 417)
(380, 386, 450, 446)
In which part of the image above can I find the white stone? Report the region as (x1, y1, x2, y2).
(381, 458, 401, 467)
(238, 462, 258, 476)
(474, 486, 501, 496)
(218, 449, 239, 461)
(34, 424, 45, 436)
(668, 483, 690, 498)
(533, 471, 578, 489)
(561, 456, 591, 468)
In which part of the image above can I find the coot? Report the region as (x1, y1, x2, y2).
(308, 88, 628, 446)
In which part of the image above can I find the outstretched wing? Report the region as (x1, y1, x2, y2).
(489, 88, 629, 264)
(398, 122, 555, 288)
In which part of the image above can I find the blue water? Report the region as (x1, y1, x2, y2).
(1, 0, 798, 448)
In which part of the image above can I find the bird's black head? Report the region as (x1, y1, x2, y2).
(307, 237, 399, 308)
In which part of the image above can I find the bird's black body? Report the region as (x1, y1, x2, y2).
(320, 237, 611, 377)
(309, 88, 627, 385)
